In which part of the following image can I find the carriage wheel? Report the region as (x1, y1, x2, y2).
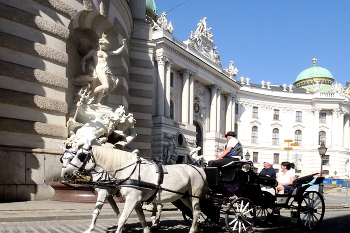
(297, 191, 325, 229)
(225, 197, 256, 233)
(182, 211, 208, 226)
(256, 207, 280, 224)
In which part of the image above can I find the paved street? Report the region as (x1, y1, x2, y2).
(1, 208, 350, 233)
(0, 190, 349, 232)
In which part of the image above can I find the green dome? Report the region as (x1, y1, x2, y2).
(295, 65, 333, 82)
(294, 59, 335, 92)
(146, 0, 157, 13)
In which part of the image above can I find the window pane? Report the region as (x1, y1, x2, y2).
(296, 111, 302, 122)
(253, 107, 258, 118)
(273, 109, 279, 120)
(253, 152, 258, 163)
(273, 153, 279, 164)
(272, 128, 279, 145)
(319, 131, 326, 145)
(235, 103, 239, 114)
(251, 126, 258, 143)
(319, 112, 326, 123)
(295, 130, 302, 145)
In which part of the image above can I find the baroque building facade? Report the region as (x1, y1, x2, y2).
(0, 0, 349, 202)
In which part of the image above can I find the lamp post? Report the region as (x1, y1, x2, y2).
(318, 142, 328, 196)
(245, 151, 250, 161)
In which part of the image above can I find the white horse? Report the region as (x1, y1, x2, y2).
(60, 146, 164, 232)
(60, 146, 121, 233)
(62, 146, 207, 233)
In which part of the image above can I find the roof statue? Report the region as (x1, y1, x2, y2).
(153, 12, 174, 34)
(312, 80, 323, 93)
(224, 61, 239, 80)
(187, 17, 222, 66)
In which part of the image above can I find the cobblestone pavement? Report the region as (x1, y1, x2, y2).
(1, 209, 349, 233)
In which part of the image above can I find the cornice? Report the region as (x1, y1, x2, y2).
(154, 39, 241, 90)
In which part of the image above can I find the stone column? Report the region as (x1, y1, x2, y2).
(313, 109, 320, 145)
(180, 70, 190, 123)
(209, 85, 219, 132)
(344, 114, 350, 149)
(189, 72, 195, 125)
(225, 94, 233, 132)
(232, 95, 236, 131)
(332, 109, 339, 146)
(156, 55, 167, 116)
(165, 60, 172, 118)
(216, 88, 222, 133)
(338, 111, 345, 147)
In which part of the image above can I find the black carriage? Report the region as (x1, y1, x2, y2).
(178, 161, 325, 233)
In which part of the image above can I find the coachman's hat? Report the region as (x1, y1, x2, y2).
(225, 131, 236, 138)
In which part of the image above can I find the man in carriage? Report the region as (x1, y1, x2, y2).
(208, 131, 243, 168)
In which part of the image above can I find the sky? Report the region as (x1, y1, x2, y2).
(154, 0, 350, 86)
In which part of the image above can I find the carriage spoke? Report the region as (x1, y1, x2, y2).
(298, 191, 325, 230)
(226, 197, 256, 233)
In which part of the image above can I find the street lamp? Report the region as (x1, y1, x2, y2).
(318, 142, 328, 196)
(245, 151, 250, 161)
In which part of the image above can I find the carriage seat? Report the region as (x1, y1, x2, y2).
(278, 173, 321, 195)
(204, 167, 219, 186)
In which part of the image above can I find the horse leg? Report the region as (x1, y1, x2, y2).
(189, 197, 201, 233)
(134, 202, 151, 233)
(150, 203, 163, 230)
(115, 196, 142, 233)
(105, 194, 120, 231)
(180, 197, 200, 233)
(84, 188, 107, 233)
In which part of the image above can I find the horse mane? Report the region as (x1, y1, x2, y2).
(92, 146, 138, 172)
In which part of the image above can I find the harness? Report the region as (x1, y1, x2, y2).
(65, 148, 203, 203)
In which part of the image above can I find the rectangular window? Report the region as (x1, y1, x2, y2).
(272, 129, 279, 145)
(170, 72, 174, 87)
(235, 103, 239, 114)
(296, 111, 302, 122)
(273, 109, 279, 120)
(273, 153, 279, 165)
(252, 107, 258, 118)
(319, 112, 326, 123)
(253, 152, 258, 163)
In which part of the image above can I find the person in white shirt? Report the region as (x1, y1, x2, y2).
(208, 131, 243, 168)
(276, 161, 295, 193)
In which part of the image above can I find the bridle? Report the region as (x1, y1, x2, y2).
(62, 146, 95, 180)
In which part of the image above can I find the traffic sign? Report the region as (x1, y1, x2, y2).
(284, 139, 293, 142)
(284, 147, 293, 150)
(290, 143, 299, 146)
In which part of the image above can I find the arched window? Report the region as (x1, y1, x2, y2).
(251, 126, 258, 143)
(295, 130, 302, 145)
(272, 128, 279, 145)
(319, 131, 326, 145)
(170, 100, 174, 120)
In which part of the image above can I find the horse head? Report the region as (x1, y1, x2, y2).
(62, 146, 94, 181)
(60, 138, 94, 180)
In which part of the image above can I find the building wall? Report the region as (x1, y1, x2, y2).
(0, 0, 134, 202)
